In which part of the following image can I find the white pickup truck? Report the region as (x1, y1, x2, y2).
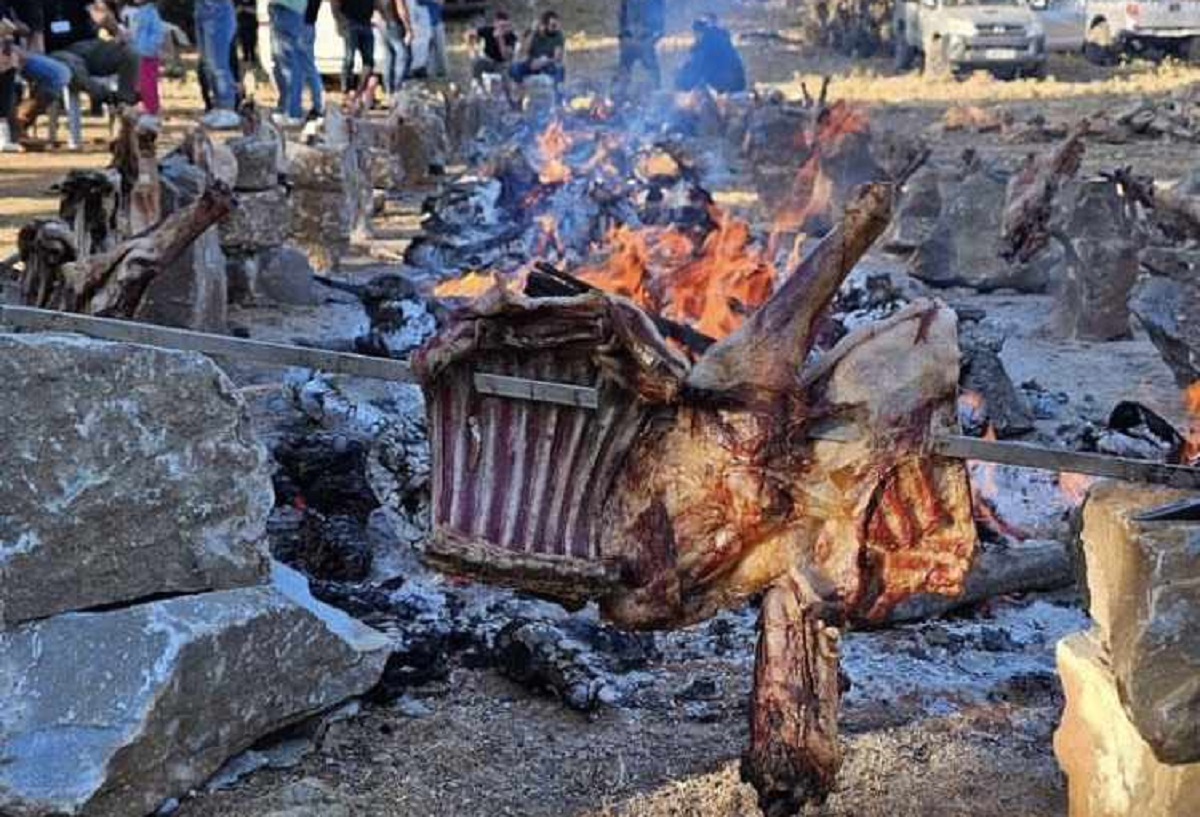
(894, 0, 1050, 77)
(1083, 0, 1200, 60)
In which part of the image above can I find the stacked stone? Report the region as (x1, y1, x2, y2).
(0, 334, 388, 817)
(1051, 178, 1142, 341)
(1054, 481, 1200, 817)
(220, 136, 316, 306)
(355, 118, 407, 193)
(133, 156, 229, 332)
(287, 141, 366, 273)
(391, 86, 452, 186)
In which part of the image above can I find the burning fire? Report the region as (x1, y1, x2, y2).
(1184, 382, 1200, 464)
(770, 102, 872, 243)
(433, 271, 519, 299)
(537, 119, 573, 186)
(637, 151, 681, 181)
(576, 206, 776, 341)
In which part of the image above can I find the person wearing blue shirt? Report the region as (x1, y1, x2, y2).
(0, 0, 73, 150)
(674, 14, 746, 94)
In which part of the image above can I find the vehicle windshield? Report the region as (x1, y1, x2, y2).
(941, 0, 1020, 7)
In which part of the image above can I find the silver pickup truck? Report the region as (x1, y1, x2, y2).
(1084, 0, 1200, 60)
(894, 0, 1049, 77)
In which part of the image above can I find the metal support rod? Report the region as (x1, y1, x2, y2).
(932, 434, 1200, 491)
(0, 304, 416, 383)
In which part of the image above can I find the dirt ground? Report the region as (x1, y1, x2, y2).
(3, 1, 1194, 815)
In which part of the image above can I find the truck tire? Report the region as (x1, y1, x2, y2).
(895, 35, 916, 71)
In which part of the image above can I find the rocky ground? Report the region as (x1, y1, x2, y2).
(4, 1, 1198, 815)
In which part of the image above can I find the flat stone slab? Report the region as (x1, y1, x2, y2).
(1054, 631, 1200, 817)
(0, 563, 390, 817)
(1081, 481, 1200, 764)
(0, 334, 274, 625)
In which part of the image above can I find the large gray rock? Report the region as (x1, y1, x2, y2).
(0, 562, 390, 817)
(1080, 482, 1200, 764)
(1054, 632, 1200, 817)
(911, 164, 1048, 293)
(1052, 179, 1141, 341)
(0, 334, 273, 626)
(1130, 246, 1200, 388)
(135, 227, 229, 333)
(258, 246, 319, 306)
(227, 135, 280, 192)
(220, 187, 291, 253)
(137, 159, 229, 333)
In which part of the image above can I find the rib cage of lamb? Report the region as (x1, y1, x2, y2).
(412, 182, 978, 813)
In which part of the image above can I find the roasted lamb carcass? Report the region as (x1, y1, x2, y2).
(413, 183, 977, 814)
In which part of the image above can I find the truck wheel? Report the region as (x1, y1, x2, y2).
(895, 36, 916, 71)
(923, 39, 950, 78)
(1027, 61, 1048, 80)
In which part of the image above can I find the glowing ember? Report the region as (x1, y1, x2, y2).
(537, 119, 573, 185)
(1184, 382, 1200, 464)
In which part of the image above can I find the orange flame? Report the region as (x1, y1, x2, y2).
(638, 151, 681, 180)
(770, 102, 871, 243)
(432, 271, 526, 299)
(434, 271, 501, 298)
(1184, 382, 1200, 464)
(537, 119, 573, 185)
(576, 207, 776, 342)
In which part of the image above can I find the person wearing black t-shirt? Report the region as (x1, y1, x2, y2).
(43, 0, 140, 107)
(333, 0, 374, 94)
(468, 9, 517, 82)
(511, 10, 564, 86)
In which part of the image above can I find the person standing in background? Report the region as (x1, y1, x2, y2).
(194, 0, 240, 127)
(377, 0, 411, 98)
(416, 0, 445, 78)
(615, 0, 664, 96)
(332, 0, 374, 98)
(122, 0, 166, 117)
(233, 0, 265, 83)
(269, 0, 307, 124)
(301, 0, 324, 118)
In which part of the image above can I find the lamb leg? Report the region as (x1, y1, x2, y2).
(742, 568, 843, 816)
(687, 182, 893, 398)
